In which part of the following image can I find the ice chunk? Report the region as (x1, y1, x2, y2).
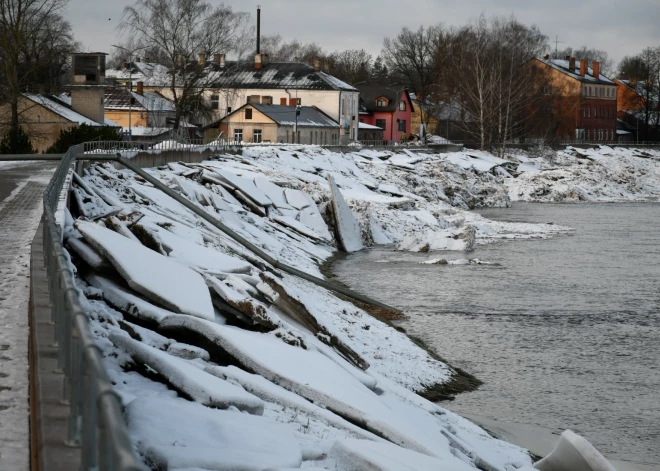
(110, 332, 263, 414)
(214, 170, 272, 207)
(77, 221, 214, 320)
(66, 237, 110, 270)
(254, 177, 293, 209)
(298, 205, 332, 241)
(284, 188, 311, 209)
(271, 215, 323, 240)
(126, 396, 301, 470)
(534, 430, 617, 471)
(327, 174, 363, 252)
(327, 438, 474, 471)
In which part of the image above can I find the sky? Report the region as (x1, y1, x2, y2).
(67, 0, 660, 72)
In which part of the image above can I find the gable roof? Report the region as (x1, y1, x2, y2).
(536, 58, 615, 85)
(355, 85, 415, 113)
(23, 93, 119, 127)
(223, 103, 339, 128)
(140, 60, 357, 92)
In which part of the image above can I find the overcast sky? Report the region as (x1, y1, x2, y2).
(67, 0, 659, 71)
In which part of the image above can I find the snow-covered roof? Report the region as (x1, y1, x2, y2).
(23, 93, 119, 127)
(232, 104, 339, 128)
(358, 122, 382, 130)
(616, 129, 631, 135)
(538, 58, 615, 85)
(104, 89, 175, 112)
(140, 60, 357, 92)
(106, 61, 170, 84)
(123, 127, 172, 137)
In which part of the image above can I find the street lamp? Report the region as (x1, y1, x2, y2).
(111, 44, 148, 141)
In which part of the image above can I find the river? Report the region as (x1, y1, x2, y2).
(332, 202, 660, 468)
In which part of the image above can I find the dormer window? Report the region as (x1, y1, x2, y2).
(376, 97, 388, 107)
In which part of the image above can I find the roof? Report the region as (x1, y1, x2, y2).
(537, 58, 615, 85)
(23, 93, 119, 127)
(104, 89, 175, 112)
(355, 85, 415, 113)
(106, 61, 170, 83)
(225, 103, 339, 128)
(140, 60, 357, 92)
(358, 122, 383, 130)
(124, 126, 172, 137)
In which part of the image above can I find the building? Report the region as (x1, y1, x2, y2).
(103, 84, 176, 129)
(357, 122, 384, 141)
(214, 103, 339, 144)
(111, 54, 360, 142)
(355, 85, 414, 142)
(105, 59, 170, 88)
(526, 57, 618, 143)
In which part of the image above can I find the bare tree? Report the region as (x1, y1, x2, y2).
(259, 34, 326, 63)
(120, 0, 250, 129)
(329, 49, 372, 84)
(0, 0, 70, 132)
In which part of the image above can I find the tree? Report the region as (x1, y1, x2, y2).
(259, 34, 327, 64)
(46, 124, 122, 153)
(0, 126, 34, 153)
(0, 0, 71, 133)
(371, 56, 389, 84)
(557, 46, 613, 76)
(329, 49, 372, 84)
(120, 0, 251, 129)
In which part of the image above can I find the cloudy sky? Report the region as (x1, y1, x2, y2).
(67, 0, 659, 71)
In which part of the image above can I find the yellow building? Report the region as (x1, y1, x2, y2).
(103, 87, 175, 129)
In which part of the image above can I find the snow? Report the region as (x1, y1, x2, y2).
(327, 175, 363, 252)
(534, 430, 617, 471)
(213, 170, 273, 207)
(77, 221, 214, 320)
(284, 188, 311, 209)
(23, 93, 119, 127)
(126, 396, 301, 470)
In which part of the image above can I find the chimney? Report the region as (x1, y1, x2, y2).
(135, 57, 141, 63)
(136, 81, 144, 96)
(255, 53, 263, 69)
(630, 77, 637, 87)
(592, 61, 600, 79)
(69, 52, 106, 125)
(569, 57, 575, 71)
(256, 5, 261, 54)
(323, 59, 329, 73)
(214, 53, 226, 68)
(313, 58, 321, 72)
(579, 59, 587, 77)
(198, 53, 206, 66)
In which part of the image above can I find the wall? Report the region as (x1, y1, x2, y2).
(104, 110, 148, 128)
(0, 98, 77, 152)
(223, 105, 278, 142)
(70, 87, 104, 124)
(359, 92, 412, 141)
(276, 126, 338, 145)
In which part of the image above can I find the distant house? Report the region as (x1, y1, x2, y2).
(0, 93, 119, 152)
(526, 57, 618, 143)
(102, 84, 176, 129)
(213, 103, 339, 144)
(355, 85, 414, 142)
(120, 54, 360, 142)
(357, 122, 384, 141)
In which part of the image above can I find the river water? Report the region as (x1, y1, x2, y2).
(332, 203, 660, 467)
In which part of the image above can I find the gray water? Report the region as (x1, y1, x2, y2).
(333, 203, 660, 466)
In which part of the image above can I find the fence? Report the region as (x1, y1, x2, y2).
(42, 144, 144, 470)
(557, 140, 660, 147)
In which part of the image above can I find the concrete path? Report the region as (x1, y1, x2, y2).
(0, 162, 55, 470)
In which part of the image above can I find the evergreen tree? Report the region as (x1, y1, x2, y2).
(0, 127, 35, 154)
(46, 124, 122, 153)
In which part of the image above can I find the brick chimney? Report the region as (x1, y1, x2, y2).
(323, 59, 330, 73)
(254, 53, 263, 69)
(579, 59, 587, 77)
(136, 81, 144, 96)
(569, 57, 576, 71)
(592, 61, 600, 79)
(630, 77, 637, 87)
(313, 58, 321, 72)
(198, 53, 206, 66)
(214, 54, 226, 68)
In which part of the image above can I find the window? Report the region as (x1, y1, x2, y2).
(589, 86, 592, 96)
(582, 106, 586, 118)
(543, 86, 552, 95)
(398, 119, 406, 132)
(227, 106, 232, 114)
(587, 107, 590, 118)
(376, 97, 387, 107)
(211, 94, 219, 110)
(600, 87, 604, 97)
(375, 119, 386, 129)
(399, 101, 406, 111)
(253, 129, 262, 143)
(245, 108, 252, 119)
(262, 96, 273, 105)
(594, 107, 597, 118)
(234, 128, 243, 142)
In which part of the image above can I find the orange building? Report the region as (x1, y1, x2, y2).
(527, 57, 618, 143)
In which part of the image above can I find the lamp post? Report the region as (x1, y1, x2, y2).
(111, 44, 148, 141)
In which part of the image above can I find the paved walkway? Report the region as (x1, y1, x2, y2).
(0, 162, 54, 470)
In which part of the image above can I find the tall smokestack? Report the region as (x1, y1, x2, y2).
(256, 5, 261, 55)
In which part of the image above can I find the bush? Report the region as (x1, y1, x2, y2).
(0, 127, 35, 154)
(46, 124, 122, 153)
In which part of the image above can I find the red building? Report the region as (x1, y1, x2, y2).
(527, 57, 618, 143)
(355, 85, 414, 141)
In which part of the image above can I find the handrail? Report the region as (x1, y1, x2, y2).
(42, 144, 145, 470)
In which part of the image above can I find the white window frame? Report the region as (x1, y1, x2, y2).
(253, 129, 263, 143)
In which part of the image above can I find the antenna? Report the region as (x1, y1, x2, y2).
(554, 35, 564, 59)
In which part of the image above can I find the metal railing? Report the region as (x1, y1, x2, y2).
(557, 140, 660, 147)
(42, 144, 144, 470)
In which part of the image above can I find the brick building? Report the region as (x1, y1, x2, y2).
(527, 57, 618, 143)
